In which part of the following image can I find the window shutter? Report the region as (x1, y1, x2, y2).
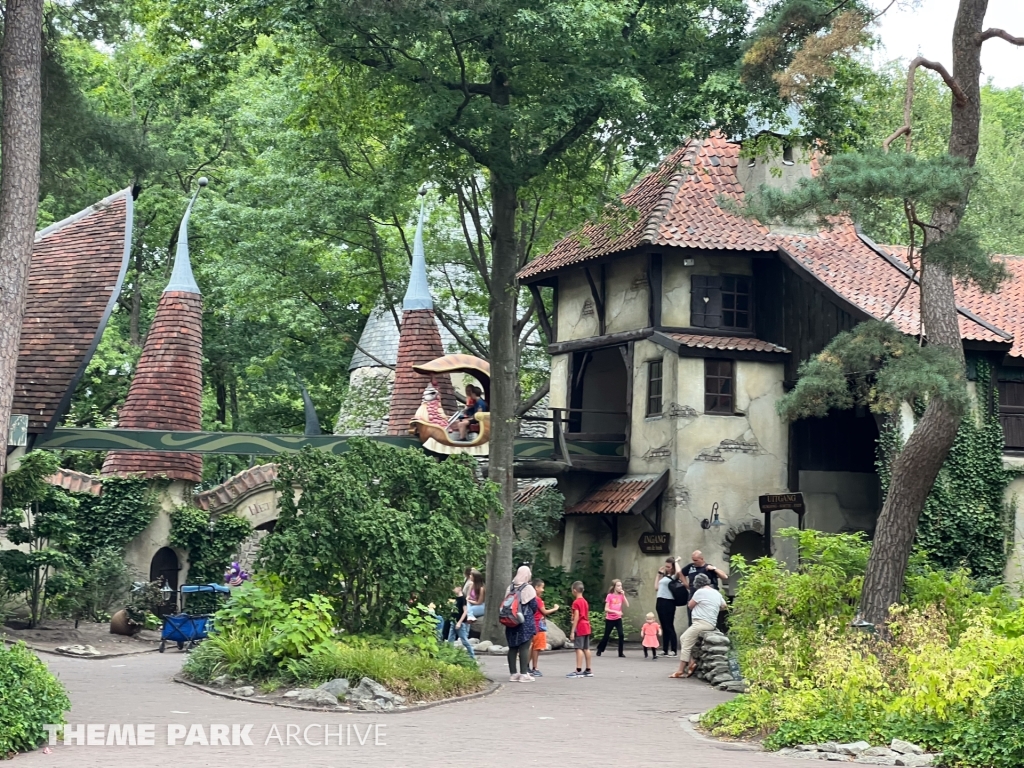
(691, 275, 722, 328)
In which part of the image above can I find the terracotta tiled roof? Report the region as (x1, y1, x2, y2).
(566, 471, 669, 515)
(514, 479, 558, 507)
(522, 137, 1016, 351)
(46, 468, 103, 496)
(519, 135, 772, 281)
(386, 309, 458, 435)
(782, 229, 1009, 346)
(101, 291, 204, 483)
(955, 255, 1024, 357)
(663, 333, 789, 354)
(14, 189, 132, 434)
(194, 463, 279, 512)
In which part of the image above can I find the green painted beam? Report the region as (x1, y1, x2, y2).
(36, 428, 625, 459)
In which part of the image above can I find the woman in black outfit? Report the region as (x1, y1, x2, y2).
(655, 557, 681, 656)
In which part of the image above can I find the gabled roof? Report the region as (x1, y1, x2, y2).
(14, 188, 133, 435)
(520, 137, 1018, 354)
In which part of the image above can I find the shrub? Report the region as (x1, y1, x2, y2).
(944, 675, 1024, 768)
(281, 639, 486, 701)
(0, 642, 70, 756)
(260, 440, 493, 634)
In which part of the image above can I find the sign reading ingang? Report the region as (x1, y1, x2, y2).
(638, 531, 671, 555)
(758, 493, 805, 514)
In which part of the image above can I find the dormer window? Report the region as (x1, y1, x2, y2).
(691, 275, 752, 331)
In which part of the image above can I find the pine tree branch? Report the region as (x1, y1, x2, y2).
(883, 56, 967, 152)
(978, 28, 1024, 46)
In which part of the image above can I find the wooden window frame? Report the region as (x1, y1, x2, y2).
(691, 274, 752, 331)
(705, 359, 735, 415)
(646, 359, 663, 417)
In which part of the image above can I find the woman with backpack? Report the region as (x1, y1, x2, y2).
(655, 557, 683, 656)
(502, 565, 539, 682)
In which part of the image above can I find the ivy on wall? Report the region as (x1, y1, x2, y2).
(70, 477, 155, 564)
(169, 505, 252, 587)
(876, 361, 1016, 585)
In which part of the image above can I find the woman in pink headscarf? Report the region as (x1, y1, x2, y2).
(503, 565, 539, 682)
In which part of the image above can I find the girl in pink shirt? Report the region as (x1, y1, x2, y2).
(641, 612, 662, 659)
(596, 579, 630, 657)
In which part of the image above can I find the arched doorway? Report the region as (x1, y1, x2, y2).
(150, 547, 180, 616)
(725, 529, 766, 592)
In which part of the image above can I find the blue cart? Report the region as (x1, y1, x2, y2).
(158, 584, 230, 652)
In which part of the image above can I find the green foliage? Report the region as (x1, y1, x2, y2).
(169, 506, 251, 584)
(0, 642, 70, 757)
(777, 320, 968, 421)
(530, 543, 604, 625)
(68, 477, 154, 564)
(876, 362, 1015, 586)
(399, 604, 440, 657)
(280, 639, 486, 701)
(944, 675, 1024, 768)
(705, 528, 1024, 756)
(0, 453, 80, 627)
(259, 440, 492, 634)
(512, 486, 565, 568)
(49, 547, 133, 623)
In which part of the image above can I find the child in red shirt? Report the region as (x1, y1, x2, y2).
(528, 579, 559, 676)
(641, 612, 662, 659)
(566, 581, 593, 677)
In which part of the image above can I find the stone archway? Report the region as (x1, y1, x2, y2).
(150, 546, 180, 590)
(722, 521, 766, 594)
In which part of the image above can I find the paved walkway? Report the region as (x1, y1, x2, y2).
(18, 648, 813, 767)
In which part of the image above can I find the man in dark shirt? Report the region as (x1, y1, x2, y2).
(681, 550, 728, 626)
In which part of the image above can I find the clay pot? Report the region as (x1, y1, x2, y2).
(109, 609, 140, 636)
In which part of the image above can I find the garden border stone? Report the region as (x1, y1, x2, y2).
(3, 638, 160, 660)
(174, 674, 501, 713)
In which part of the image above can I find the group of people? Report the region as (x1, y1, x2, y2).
(449, 384, 487, 442)
(442, 550, 729, 682)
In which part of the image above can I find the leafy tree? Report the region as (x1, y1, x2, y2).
(0, 452, 79, 627)
(260, 439, 493, 634)
(746, 0, 1024, 625)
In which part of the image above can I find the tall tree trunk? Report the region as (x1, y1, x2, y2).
(859, 0, 986, 625)
(0, 0, 44, 507)
(482, 175, 521, 643)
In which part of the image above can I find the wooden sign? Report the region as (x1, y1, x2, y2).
(639, 531, 671, 554)
(758, 493, 805, 514)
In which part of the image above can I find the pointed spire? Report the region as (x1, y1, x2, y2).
(165, 177, 208, 294)
(402, 184, 433, 311)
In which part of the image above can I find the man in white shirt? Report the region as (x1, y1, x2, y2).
(669, 573, 727, 678)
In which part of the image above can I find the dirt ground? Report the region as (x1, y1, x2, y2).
(2, 618, 161, 657)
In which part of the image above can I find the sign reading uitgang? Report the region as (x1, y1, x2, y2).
(758, 493, 805, 514)
(638, 531, 671, 554)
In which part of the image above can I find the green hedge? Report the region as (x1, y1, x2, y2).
(0, 642, 69, 757)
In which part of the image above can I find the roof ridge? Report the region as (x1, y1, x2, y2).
(640, 139, 700, 245)
(35, 187, 132, 242)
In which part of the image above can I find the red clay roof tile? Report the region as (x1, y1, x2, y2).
(14, 190, 132, 433)
(386, 309, 458, 435)
(101, 291, 204, 483)
(566, 472, 667, 515)
(194, 463, 279, 512)
(664, 333, 789, 354)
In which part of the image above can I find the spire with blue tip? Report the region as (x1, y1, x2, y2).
(402, 184, 433, 311)
(165, 177, 207, 294)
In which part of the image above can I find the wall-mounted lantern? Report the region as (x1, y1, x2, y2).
(701, 502, 724, 530)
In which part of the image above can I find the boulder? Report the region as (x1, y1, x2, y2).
(855, 759, 897, 766)
(295, 688, 342, 707)
(890, 740, 923, 756)
(283, 689, 303, 698)
(825, 754, 851, 762)
(474, 640, 493, 653)
(211, 674, 231, 687)
(489, 645, 508, 655)
(232, 686, 255, 697)
(317, 678, 350, 700)
(545, 620, 567, 649)
(838, 743, 872, 756)
(862, 748, 899, 759)
(718, 681, 749, 693)
(349, 677, 405, 705)
(895, 756, 936, 768)
(710, 673, 735, 685)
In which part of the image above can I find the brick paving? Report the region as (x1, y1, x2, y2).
(20, 648, 815, 767)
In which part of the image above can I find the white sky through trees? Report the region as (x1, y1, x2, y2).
(873, 0, 1023, 87)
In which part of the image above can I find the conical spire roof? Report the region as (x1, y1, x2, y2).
(387, 187, 457, 434)
(102, 181, 207, 483)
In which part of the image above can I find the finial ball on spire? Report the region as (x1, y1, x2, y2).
(198, 177, 209, 187)
(418, 183, 428, 197)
